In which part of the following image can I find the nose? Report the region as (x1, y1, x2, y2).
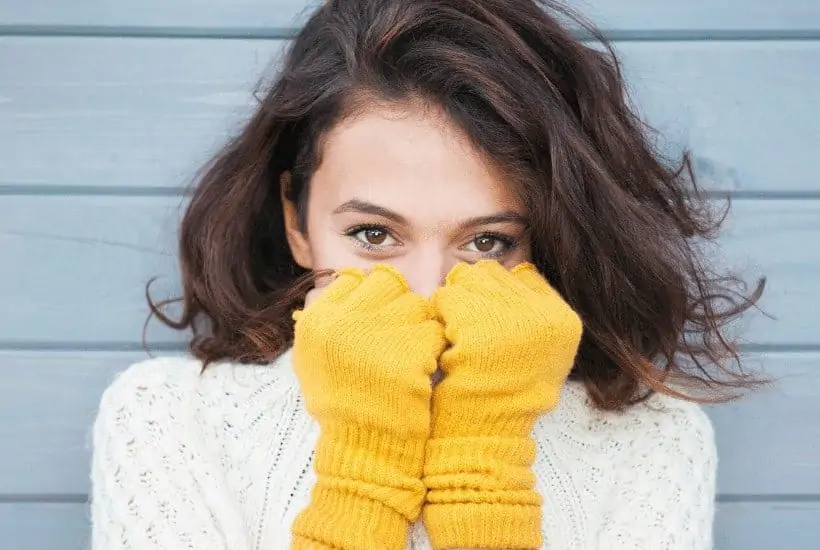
(394, 249, 454, 298)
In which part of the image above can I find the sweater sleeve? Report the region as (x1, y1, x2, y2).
(91, 358, 252, 550)
(595, 397, 718, 549)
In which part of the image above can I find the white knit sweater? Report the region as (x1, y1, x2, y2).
(91, 348, 717, 550)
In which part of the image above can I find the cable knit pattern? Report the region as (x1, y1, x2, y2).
(91, 349, 717, 549)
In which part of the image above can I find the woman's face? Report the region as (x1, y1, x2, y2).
(283, 103, 530, 298)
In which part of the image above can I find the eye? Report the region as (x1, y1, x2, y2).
(359, 227, 389, 245)
(345, 225, 398, 249)
(472, 234, 501, 253)
(464, 233, 515, 255)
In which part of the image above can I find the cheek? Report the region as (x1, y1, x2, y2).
(508, 244, 532, 264)
(306, 232, 371, 272)
(301, 198, 366, 271)
(302, 230, 450, 296)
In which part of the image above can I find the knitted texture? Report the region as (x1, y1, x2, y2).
(424, 261, 583, 549)
(289, 265, 445, 550)
(91, 353, 717, 550)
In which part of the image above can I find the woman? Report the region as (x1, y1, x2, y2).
(91, 0, 763, 549)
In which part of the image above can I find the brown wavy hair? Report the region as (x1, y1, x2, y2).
(150, 0, 765, 410)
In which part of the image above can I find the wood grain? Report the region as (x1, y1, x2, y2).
(1, 0, 818, 32)
(1, 38, 819, 192)
(2, 500, 818, 550)
(1, 196, 815, 346)
(714, 501, 820, 550)
(0, 503, 89, 550)
(0, 350, 817, 497)
(3, 1, 818, 547)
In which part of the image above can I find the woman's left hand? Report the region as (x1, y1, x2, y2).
(422, 259, 583, 550)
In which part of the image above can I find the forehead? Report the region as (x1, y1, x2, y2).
(311, 104, 525, 221)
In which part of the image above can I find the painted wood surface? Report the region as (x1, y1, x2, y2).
(2, 37, 820, 192)
(0, 195, 183, 346)
(1, 0, 818, 33)
(706, 352, 820, 495)
(0, 350, 817, 497)
(2, 501, 820, 550)
(1, 196, 813, 346)
(0, 504, 89, 550)
(0, 350, 818, 545)
(713, 502, 820, 550)
(0, 351, 148, 496)
(2, 0, 818, 547)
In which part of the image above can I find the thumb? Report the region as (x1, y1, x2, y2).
(304, 269, 337, 307)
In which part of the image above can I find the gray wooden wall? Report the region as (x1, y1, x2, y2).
(1, 1, 819, 548)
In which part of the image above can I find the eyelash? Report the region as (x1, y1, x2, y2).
(343, 224, 397, 252)
(343, 225, 517, 258)
(470, 231, 517, 258)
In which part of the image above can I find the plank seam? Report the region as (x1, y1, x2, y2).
(2, 25, 820, 41)
(3, 494, 819, 504)
(1, 342, 820, 354)
(0, 185, 190, 197)
(3, 186, 820, 200)
(0, 342, 188, 352)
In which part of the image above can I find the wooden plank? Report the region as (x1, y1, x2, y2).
(0, 0, 322, 31)
(0, 37, 284, 190)
(618, 41, 820, 193)
(714, 501, 820, 550)
(1, 196, 816, 346)
(707, 352, 820, 495)
(0, 196, 184, 345)
(0, 503, 89, 550)
(1, 37, 819, 192)
(0, 350, 817, 497)
(0, 500, 816, 550)
(1, 0, 818, 32)
(717, 199, 820, 347)
(568, 0, 820, 33)
(0, 351, 151, 495)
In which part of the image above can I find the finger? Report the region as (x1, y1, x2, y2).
(510, 261, 539, 276)
(431, 282, 483, 326)
(511, 263, 571, 306)
(446, 259, 513, 286)
(442, 261, 482, 287)
(442, 260, 518, 304)
(294, 273, 333, 322)
(313, 267, 366, 305)
(417, 319, 447, 373)
(344, 264, 409, 311)
(303, 287, 321, 308)
(511, 264, 584, 337)
(303, 269, 337, 307)
(375, 291, 437, 324)
(511, 262, 552, 293)
(436, 261, 495, 321)
(386, 319, 446, 376)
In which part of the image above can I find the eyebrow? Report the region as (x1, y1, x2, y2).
(332, 199, 409, 225)
(332, 198, 526, 228)
(460, 212, 526, 229)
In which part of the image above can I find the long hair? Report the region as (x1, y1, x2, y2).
(150, 0, 765, 410)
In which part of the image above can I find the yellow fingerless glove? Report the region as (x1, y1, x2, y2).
(290, 265, 445, 550)
(424, 260, 583, 549)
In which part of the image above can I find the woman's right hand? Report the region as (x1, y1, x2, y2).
(290, 264, 445, 550)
